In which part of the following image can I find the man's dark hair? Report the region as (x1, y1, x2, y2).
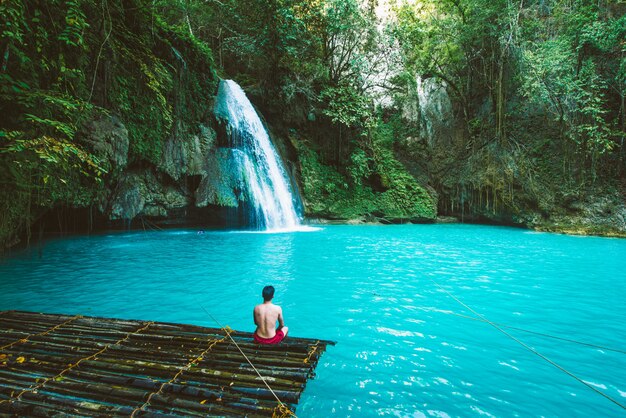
(262, 286, 275, 302)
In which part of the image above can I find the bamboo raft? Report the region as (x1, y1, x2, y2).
(0, 310, 334, 417)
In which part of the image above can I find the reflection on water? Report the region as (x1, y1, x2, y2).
(1, 224, 625, 417)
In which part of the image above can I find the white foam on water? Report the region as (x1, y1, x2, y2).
(498, 361, 520, 371)
(228, 225, 322, 234)
(583, 380, 608, 390)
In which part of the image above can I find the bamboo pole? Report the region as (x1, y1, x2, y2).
(3, 311, 334, 345)
(41, 380, 148, 407)
(3, 343, 324, 385)
(6, 390, 137, 417)
(1, 311, 333, 417)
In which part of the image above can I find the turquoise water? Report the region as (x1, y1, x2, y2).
(1, 224, 625, 417)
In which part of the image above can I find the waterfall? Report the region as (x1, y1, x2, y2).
(214, 80, 301, 231)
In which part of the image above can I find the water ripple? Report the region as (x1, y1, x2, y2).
(1, 224, 625, 417)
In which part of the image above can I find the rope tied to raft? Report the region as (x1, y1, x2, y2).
(429, 309, 626, 355)
(430, 278, 626, 411)
(202, 307, 297, 418)
(303, 341, 320, 364)
(273, 402, 297, 418)
(130, 327, 232, 417)
(0, 320, 154, 405)
(0, 314, 82, 352)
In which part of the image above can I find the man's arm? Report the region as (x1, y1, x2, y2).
(277, 307, 285, 329)
(253, 307, 258, 326)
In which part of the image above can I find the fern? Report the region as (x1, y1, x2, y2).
(58, 0, 89, 47)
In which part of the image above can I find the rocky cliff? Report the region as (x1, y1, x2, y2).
(34, 75, 626, 238)
(396, 76, 626, 237)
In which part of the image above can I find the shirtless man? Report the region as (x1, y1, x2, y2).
(253, 285, 288, 344)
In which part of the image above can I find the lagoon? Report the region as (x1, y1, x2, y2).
(1, 224, 625, 417)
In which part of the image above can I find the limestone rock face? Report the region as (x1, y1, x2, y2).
(416, 76, 454, 147)
(108, 170, 189, 220)
(195, 149, 242, 208)
(532, 191, 626, 236)
(99, 120, 235, 222)
(81, 115, 129, 171)
(86, 112, 249, 223)
(109, 174, 143, 220)
(160, 123, 216, 180)
(78, 82, 310, 227)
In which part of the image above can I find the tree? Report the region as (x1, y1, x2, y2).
(395, 0, 524, 139)
(520, 0, 624, 179)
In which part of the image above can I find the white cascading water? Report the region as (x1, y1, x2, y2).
(215, 80, 301, 231)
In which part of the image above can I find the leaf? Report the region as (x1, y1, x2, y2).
(200, 400, 207, 405)
(16, 356, 25, 363)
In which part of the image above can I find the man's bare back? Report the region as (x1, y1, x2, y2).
(253, 285, 288, 343)
(253, 302, 288, 338)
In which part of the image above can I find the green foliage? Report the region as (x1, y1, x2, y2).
(573, 60, 613, 156)
(102, 7, 217, 165)
(322, 0, 376, 85)
(0, 1, 26, 44)
(521, 38, 578, 122)
(369, 119, 436, 219)
(0, 129, 104, 246)
(294, 116, 436, 221)
(348, 147, 372, 185)
(295, 140, 358, 216)
(2, 0, 622, 240)
(296, 137, 397, 220)
(0, 0, 107, 245)
(518, 0, 624, 180)
(172, 0, 326, 105)
(394, 0, 519, 116)
(392, 0, 625, 228)
(320, 85, 371, 128)
(0, 0, 218, 246)
(58, 0, 89, 47)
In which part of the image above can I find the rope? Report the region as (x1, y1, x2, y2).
(273, 402, 297, 418)
(0, 314, 82, 352)
(430, 309, 626, 355)
(303, 341, 320, 364)
(430, 279, 626, 411)
(130, 328, 230, 417)
(0, 321, 154, 405)
(201, 306, 297, 418)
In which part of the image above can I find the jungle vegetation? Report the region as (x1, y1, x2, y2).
(1, 0, 625, 246)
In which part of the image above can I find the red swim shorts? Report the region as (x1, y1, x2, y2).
(254, 329, 285, 345)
